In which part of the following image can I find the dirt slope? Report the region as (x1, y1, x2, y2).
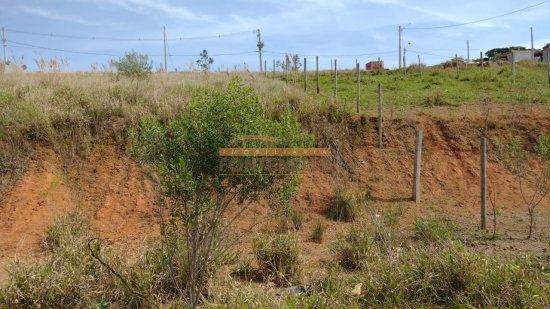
(1, 104, 550, 284)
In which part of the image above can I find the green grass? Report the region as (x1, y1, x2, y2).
(278, 61, 550, 111)
(2, 213, 547, 308)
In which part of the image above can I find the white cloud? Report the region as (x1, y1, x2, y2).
(95, 0, 213, 22)
(18, 5, 95, 25)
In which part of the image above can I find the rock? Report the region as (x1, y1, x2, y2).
(275, 286, 306, 297)
(351, 283, 362, 297)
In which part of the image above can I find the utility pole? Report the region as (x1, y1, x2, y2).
(418, 55, 422, 75)
(1, 27, 6, 66)
(531, 27, 535, 61)
(273, 59, 275, 77)
(285, 56, 289, 84)
(257, 29, 264, 73)
(467, 40, 470, 63)
(398, 25, 402, 69)
(403, 47, 407, 68)
(163, 26, 167, 72)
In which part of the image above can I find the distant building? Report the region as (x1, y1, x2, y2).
(507, 50, 537, 62)
(365, 61, 384, 71)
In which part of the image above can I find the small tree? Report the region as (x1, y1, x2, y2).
(116, 51, 152, 79)
(196, 49, 214, 72)
(496, 135, 550, 239)
(130, 77, 313, 307)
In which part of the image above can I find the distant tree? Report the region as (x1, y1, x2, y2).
(485, 47, 526, 61)
(116, 51, 153, 79)
(196, 49, 214, 72)
(543, 43, 550, 50)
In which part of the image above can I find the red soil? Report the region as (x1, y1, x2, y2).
(1, 103, 550, 284)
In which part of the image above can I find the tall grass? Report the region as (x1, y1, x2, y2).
(0, 72, 322, 193)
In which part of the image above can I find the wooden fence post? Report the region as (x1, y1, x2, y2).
(480, 136, 487, 230)
(480, 51, 484, 71)
(455, 53, 459, 79)
(356, 62, 360, 113)
(413, 130, 423, 203)
(511, 52, 516, 84)
(304, 57, 307, 91)
(378, 83, 383, 148)
(285, 57, 289, 84)
(334, 59, 338, 100)
(316, 56, 320, 94)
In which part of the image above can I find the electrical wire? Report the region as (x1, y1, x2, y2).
(7, 39, 257, 58)
(263, 50, 396, 58)
(407, 0, 550, 30)
(4, 28, 256, 41)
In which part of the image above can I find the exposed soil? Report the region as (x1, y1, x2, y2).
(1, 103, 550, 285)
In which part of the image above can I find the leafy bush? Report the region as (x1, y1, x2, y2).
(327, 187, 360, 222)
(252, 233, 301, 286)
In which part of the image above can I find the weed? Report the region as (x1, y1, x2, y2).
(413, 217, 457, 243)
(252, 233, 301, 286)
(327, 187, 360, 222)
(308, 219, 325, 243)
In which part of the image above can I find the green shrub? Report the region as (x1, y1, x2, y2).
(327, 187, 360, 222)
(423, 89, 448, 106)
(252, 233, 301, 286)
(116, 51, 152, 79)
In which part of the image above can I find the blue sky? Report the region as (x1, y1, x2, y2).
(1, 0, 549, 71)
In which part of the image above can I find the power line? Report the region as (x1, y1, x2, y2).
(263, 50, 396, 58)
(7, 40, 123, 57)
(407, 49, 453, 59)
(407, 0, 550, 30)
(4, 28, 256, 41)
(7, 39, 257, 58)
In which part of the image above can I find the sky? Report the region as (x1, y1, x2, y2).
(0, 0, 549, 72)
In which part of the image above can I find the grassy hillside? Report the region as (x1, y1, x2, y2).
(283, 61, 550, 109)
(1, 66, 549, 307)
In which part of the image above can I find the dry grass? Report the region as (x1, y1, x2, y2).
(0, 72, 324, 194)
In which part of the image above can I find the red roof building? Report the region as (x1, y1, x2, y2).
(366, 61, 384, 71)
